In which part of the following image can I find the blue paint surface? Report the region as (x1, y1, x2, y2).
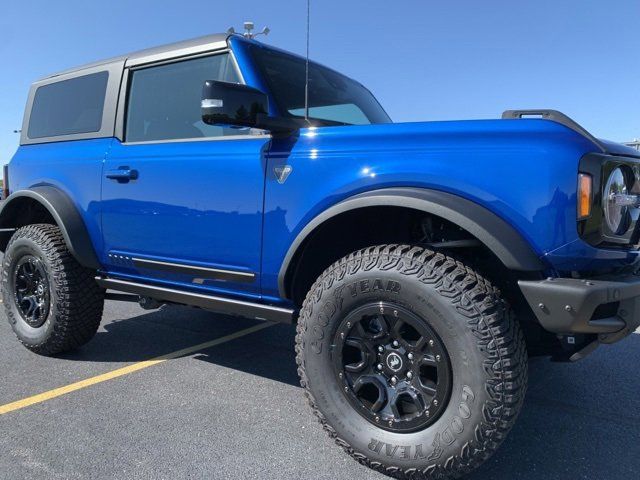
(7, 38, 639, 306)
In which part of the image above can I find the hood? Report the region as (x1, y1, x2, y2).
(597, 138, 640, 158)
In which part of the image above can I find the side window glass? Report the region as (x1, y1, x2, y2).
(28, 71, 109, 139)
(126, 53, 245, 142)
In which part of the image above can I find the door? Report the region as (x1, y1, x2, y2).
(101, 52, 269, 298)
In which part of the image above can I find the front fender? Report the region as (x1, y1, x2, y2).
(278, 187, 546, 298)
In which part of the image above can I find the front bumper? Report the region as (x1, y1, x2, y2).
(519, 275, 640, 343)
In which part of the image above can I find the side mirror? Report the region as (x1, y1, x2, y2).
(201, 81, 268, 128)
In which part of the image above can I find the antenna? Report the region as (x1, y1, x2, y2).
(304, 0, 310, 122)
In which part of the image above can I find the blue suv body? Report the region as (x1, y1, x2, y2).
(2, 33, 639, 478)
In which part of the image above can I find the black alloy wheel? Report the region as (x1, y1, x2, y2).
(13, 255, 51, 328)
(333, 302, 451, 433)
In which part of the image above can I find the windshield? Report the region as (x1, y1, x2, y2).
(248, 45, 391, 126)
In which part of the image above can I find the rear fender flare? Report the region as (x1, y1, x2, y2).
(0, 186, 100, 269)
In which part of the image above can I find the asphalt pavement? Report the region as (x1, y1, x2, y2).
(1, 297, 639, 479)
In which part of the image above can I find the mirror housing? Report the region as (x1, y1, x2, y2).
(201, 81, 268, 128)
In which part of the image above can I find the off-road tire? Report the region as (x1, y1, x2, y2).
(2, 224, 104, 355)
(295, 244, 527, 479)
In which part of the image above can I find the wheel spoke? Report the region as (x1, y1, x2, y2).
(417, 354, 440, 397)
(16, 273, 32, 292)
(23, 262, 35, 278)
(360, 314, 389, 341)
(419, 383, 437, 397)
(352, 321, 367, 339)
(344, 337, 370, 373)
(390, 318, 404, 338)
(390, 388, 426, 420)
(392, 319, 425, 349)
(413, 335, 427, 351)
(389, 319, 411, 349)
(20, 296, 37, 319)
(353, 376, 387, 412)
(421, 353, 438, 365)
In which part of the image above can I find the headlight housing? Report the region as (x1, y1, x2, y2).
(578, 153, 640, 248)
(603, 167, 632, 235)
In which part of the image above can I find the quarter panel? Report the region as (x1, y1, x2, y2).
(8, 138, 112, 262)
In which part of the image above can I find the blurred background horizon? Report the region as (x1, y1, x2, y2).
(1, 0, 638, 161)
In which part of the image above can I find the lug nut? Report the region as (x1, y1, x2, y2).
(406, 371, 413, 379)
(377, 363, 383, 371)
(433, 399, 438, 406)
(407, 353, 414, 360)
(390, 376, 398, 385)
(392, 340, 399, 347)
(429, 340, 434, 347)
(435, 355, 441, 362)
(378, 346, 384, 353)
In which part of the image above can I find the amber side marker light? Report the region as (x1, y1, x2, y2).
(577, 173, 592, 220)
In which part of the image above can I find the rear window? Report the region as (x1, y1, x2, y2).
(27, 71, 109, 139)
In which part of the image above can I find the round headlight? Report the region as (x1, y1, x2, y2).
(603, 167, 631, 234)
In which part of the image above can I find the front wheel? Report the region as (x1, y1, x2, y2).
(295, 245, 527, 479)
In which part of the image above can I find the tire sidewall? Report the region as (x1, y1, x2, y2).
(301, 257, 498, 470)
(2, 235, 60, 345)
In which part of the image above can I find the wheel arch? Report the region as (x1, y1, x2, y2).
(0, 186, 100, 269)
(278, 187, 546, 301)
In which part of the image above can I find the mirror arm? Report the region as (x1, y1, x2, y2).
(255, 113, 307, 134)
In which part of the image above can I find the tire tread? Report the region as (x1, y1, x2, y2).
(295, 244, 527, 479)
(2, 224, 104, 355)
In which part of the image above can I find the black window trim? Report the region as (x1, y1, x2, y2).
(20, 61, 124, 146)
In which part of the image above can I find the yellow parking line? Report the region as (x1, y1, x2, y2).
(0, 322, 274, 416)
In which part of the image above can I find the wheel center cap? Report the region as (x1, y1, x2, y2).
(385, 352, 403, 372)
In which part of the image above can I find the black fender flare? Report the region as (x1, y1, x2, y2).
(278, 187, 545, 298)
(0, 186, 101, 269)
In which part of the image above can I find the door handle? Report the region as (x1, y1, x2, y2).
(106, 167, 139, 183)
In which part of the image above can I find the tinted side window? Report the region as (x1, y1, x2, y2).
(126, 53, 242, 142)
(28, 71, 109, 139)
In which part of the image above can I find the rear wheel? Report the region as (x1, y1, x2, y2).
(296, 244, 527, 479)
(2, 224, 104, 355)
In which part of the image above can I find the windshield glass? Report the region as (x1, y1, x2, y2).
(248, 45, 391, 126)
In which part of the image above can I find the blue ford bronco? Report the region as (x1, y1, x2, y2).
(2, 33, 640, 478)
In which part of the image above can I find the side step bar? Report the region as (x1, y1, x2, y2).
(95, 277, 295, 324)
